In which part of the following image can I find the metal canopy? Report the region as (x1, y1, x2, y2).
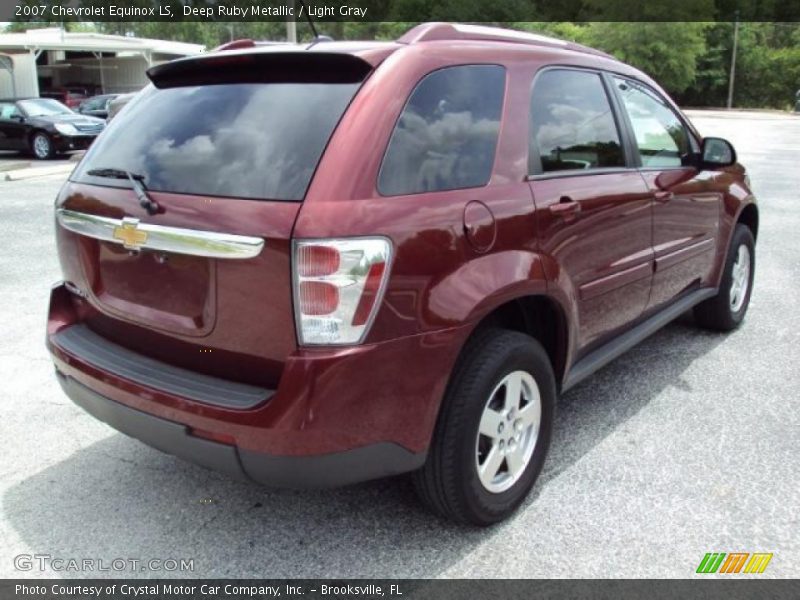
(0, 28, 203, 58)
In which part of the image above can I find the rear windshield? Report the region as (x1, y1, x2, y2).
(73, 82, 359, 201)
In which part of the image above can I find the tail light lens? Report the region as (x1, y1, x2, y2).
(293, 238, 392, 345)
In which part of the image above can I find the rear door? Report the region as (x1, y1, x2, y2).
(57, 53, 371, 389)
(528, 68, 654, 350)
(610, 76, 720, 310)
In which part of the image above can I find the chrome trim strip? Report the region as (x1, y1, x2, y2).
(56, 209, 264, 260)
(655, 237, 714, 272)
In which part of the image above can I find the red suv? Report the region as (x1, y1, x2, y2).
(40, 88, 89, 109)
(47, 23, 757, 525)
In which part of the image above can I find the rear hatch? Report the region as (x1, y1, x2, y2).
(56, 51, 371, 389)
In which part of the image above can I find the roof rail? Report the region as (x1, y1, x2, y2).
(398, 23, 612, 58)
(213, 39, 256, 52)
(213, 39, 295, 53)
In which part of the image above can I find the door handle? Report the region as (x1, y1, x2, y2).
(549, 197, 581, 219)
(653, 190, 674, 203)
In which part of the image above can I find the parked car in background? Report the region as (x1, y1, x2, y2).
(78, 94, 119, 120)
(0, 98, 105, 159)
(106, 92, 137, 121)
(47, 23, 758, 525)
(40, 88, 89, 109)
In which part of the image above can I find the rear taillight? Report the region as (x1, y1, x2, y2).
(293, 238, 392, 345)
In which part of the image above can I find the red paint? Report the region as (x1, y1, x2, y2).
(47, 27, 757, 466)
(352, 262, 386, 326)
(463, 201, 497, 253)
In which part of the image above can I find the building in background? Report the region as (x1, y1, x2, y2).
(0, 28, 203, 99)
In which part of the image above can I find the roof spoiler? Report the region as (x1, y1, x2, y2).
(147, 51, 373, 88)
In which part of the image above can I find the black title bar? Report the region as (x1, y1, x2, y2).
(2, 579, 800, 600)
(4, 0, 800, 22)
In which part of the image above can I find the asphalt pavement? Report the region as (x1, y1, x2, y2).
(0, 110, 798, 579)
(0, 151, 79, 181)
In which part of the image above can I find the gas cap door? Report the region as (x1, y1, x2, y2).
(463, 200, 496, 253)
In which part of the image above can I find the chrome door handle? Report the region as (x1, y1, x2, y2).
(654, 190, 674, 203)
(549, 197, 581, 219)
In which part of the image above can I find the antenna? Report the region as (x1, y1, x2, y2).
(296, 0, 325, 41)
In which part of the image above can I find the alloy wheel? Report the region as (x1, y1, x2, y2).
(475, 370, 541, 494)
(729, 244, 751, 313)
(33, 134, 51, 159)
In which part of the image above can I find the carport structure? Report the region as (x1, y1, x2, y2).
(0, 28, 203, 98)
(0, 54, 15, 96)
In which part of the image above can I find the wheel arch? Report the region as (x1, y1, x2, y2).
(458, 293, 571, 389)
(736, 202, 759, 241)
(712, 197, 759, 290)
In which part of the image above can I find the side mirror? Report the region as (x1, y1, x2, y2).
(702, 137, 736, 167)
(11, 114, 25, 123)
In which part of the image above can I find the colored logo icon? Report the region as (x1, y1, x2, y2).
(697, 552, 773, 574)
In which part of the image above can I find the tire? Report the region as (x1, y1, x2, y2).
(694, 224, 755, 331)
(31, 132, 54, 160)
(413, 328, 556, 526)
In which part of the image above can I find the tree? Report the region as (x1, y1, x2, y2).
(585, 22, 708, 94)
(733, 23, 800, 109)
(678, 22, 800, 109)
(512, 22, 590, 44)
(676, 22, 731, 107)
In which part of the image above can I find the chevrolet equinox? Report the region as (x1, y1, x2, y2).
(47, 23, 758, 525)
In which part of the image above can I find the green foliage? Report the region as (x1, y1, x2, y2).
(733, 24, 800, 109)
(676, 22, 731, 107)
(585, 22, 708, 93)
(581, 0, 715, 21)
(676, 22, 800, 108)
(5, 7, 800, 110)
(387, 0, 533, 22)
(512, 22, 590, 43)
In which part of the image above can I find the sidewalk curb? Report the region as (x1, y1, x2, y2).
(0, 161, 31, 172)
(2, 164, 75, 182)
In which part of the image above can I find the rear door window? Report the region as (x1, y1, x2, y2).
(378, 65, 505, 196)
(613, 77, 691, 168)
(73, 82, 359, 201)
(530, 69, 625, 174)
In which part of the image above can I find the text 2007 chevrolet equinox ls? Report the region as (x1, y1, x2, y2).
(47, 23, 757, 525)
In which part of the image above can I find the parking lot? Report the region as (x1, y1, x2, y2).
(0, 151, 79, 181)
(0, 110, 798, 579)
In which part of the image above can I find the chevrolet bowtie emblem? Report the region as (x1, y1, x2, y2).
(112, 217, 148, 250)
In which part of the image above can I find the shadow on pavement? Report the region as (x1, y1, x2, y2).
(3, 314, 726, 578)
(539, 313, 726, 488)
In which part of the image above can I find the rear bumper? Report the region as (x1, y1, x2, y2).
(47, 283, 469, 487)
(56, 372, 424, 488)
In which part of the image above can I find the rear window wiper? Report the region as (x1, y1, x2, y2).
(85, 167, 161, 215)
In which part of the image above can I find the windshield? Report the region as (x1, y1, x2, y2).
(73, 82, 359, 201)
(19, 98, 72, 117)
